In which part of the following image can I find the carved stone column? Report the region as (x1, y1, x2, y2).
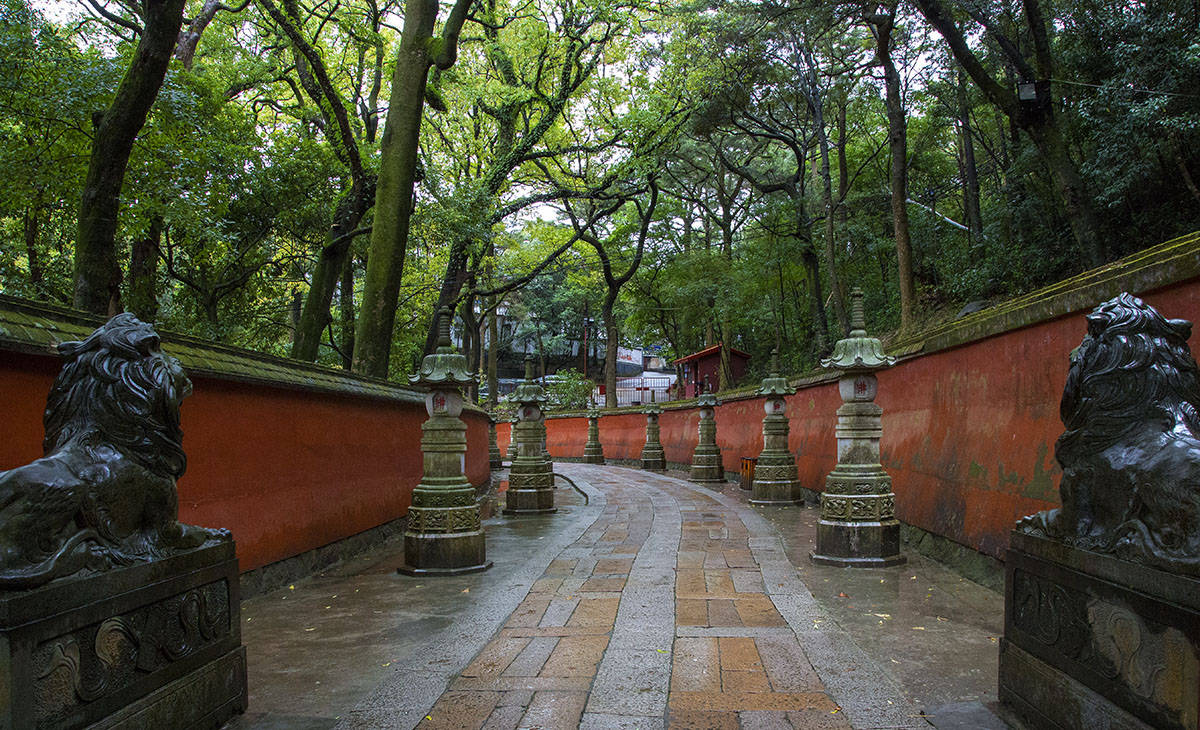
(504, 356, 556, 515)
(399, 307, 492, 575)
(640, 394, 666, 472)
(751, 349, 801, 504)
(811, 289, 904, 567)
(583, 402, 605, 464)
(689, 391, 723, 484)
(488, 415, 503, 470)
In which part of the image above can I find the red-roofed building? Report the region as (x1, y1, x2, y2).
(672, 343, 752, 398)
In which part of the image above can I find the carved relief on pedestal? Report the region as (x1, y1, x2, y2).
(34, 580, 231, 723)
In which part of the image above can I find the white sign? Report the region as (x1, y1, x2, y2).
(617, 347, 642, 364)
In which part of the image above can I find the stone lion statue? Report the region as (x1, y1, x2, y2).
(1017, 292, 1200, 574)
(0, 314, 229, 589)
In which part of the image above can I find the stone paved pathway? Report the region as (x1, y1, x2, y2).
(414, 465, 919, 730)
(232, 463, 1008, 730)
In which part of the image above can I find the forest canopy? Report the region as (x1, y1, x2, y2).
(2, 0, 1198, 401)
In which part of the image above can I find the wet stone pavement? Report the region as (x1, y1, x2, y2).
(227, 464, 1013, 730)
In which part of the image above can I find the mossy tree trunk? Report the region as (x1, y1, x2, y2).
(74, 0, 186, 316)
(352, 0, 472, 378)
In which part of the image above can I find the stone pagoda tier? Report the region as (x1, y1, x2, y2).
(504, 356, 556, 515)
(810, 288, 904, 568)
(750, 349, 802, 504)
(583, 402, 605, 464)
(689, 391, 723, 484)
(640, 394, 666, 472)
(488, 414, 503, 469)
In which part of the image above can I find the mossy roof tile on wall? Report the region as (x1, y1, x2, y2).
(0, 295, 426, 405)
(545, 231, 1200, 418)
(888, 231, 1200, 357)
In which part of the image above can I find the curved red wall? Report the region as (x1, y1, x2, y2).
(508, 281, 1200, 560)
(0, 355, 491, 573)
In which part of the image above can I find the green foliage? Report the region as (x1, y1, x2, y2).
(545, 367, 595, 409)
(0, 0, 1195, 386)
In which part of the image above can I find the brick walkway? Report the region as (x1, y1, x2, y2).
(233, 463, 1007, 730)
(415, 466, 892, 730)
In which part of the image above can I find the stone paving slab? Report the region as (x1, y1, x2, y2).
(411, 466, 927, 729)
(228, 463, 1011, 730)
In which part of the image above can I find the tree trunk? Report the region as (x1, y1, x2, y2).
(875, 9, 916, 331)
(422, 238, 470, 356)
(352, 0, 441, 377)
(836, 99, 849, 223)
(23, 204, 42, 294)
(487, 302, 498, 407)
(127, 216, 162, 321)
(602, 299, 618, 408)
(461, 300, 480, 402)
(718, 321, 733, 391)
(957, 71, 984, 243)
(801, 246, 828, 354)
(174, 0, 227, 70)
(292, 186, 369, 361)
(339, 254, 356, 369)
(812, 89, 848, 335)
(74, 0, 187, 316)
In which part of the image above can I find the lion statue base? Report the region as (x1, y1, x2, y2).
(1017, 292, 1200, 575)
(0, 313, 229, 590)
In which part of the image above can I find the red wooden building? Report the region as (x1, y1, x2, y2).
(672, 343, 752, 398)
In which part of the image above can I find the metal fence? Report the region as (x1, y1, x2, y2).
(596, 375, 676, 407)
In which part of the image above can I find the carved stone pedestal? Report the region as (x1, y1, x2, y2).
(750, 350, 801, 505)
(689, 425, 723, 483)
(583, 409, 605, 464)
(398, 413, 491, 576)
(399, 307, 490, 576)
(0, 542, 246, 730)
(751, 411, 800, 504)
(640, 406, 666, 472)
(505, 359, 555, 516)
(505, 418, 556, 514)
(810, 376, 905, 567)
(1000, 533, 1200, 730)
(488, 419, 503, 470)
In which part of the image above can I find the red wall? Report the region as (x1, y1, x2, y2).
(510, 282, 1200, 560)
(0, 355, 491, 573)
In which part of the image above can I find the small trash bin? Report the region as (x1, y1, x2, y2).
(739, 457, 757, 491)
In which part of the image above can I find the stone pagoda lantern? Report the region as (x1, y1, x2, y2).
(504, 355, 556, 514)
(689, 388, 723, 484)
(640, 392, 666, 472)
(810, 288, 904, 567)
(399, 307, 492, 575)
(506, 416, 518, 463)
(751, 348, 802, 504)
(488, 412, 503, 470)
(583, 399, 605, 464)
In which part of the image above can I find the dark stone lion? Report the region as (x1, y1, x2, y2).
(0, 314, 229, 589)
(1017, 292, 1200, 574)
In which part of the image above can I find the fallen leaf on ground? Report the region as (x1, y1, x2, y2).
(837, 592, 849, 598)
